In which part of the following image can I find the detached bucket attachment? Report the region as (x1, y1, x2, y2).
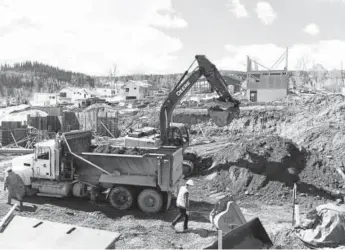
(208, 106, 240, 127)
(204, 217, 273, 249)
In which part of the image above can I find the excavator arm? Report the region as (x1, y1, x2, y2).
(160, 55, 240, 145)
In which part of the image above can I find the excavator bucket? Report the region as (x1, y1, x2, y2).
(204, 217, 273, 249)
(208, 106, 240, 127)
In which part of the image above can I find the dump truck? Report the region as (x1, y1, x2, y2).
(5, 130, 183, 213)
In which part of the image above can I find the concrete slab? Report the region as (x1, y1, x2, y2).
(0, 215, 120, 249)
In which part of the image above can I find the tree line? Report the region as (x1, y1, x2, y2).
(0, 61, 95, 100)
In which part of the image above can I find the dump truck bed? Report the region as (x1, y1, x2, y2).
(75, 146, 183, 192)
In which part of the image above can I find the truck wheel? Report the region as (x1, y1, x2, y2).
(137, 189, 163, 213)
(183, 160, 194, 176)
(108, 186, 134, 210)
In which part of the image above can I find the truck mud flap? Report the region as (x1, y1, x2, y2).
(166, 191, 172, 210)
(204, 217, 273, 249)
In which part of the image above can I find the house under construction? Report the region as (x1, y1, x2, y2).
(246, 48, 289, 102)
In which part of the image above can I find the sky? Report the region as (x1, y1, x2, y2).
(1, 0, 345, 75)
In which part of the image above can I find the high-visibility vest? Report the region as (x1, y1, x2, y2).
(176, 186, 188, 208)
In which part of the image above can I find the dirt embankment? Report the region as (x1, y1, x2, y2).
(197, 135, 343, 206)
(201, 136, 306, 200)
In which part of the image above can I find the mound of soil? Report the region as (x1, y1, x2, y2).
(271, 228, 307, 249)
(200, 136, 312, 202)
(200, 134, 345, 205)
(211, 135, 307, 184)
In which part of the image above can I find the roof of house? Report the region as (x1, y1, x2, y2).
(122, 80, 151, 88)
(59, 87, 97, 96)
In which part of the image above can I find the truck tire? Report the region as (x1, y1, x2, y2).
(183, 160, 194, 176)
(108, 186, 134, 210)
(137, 189, 163, 213)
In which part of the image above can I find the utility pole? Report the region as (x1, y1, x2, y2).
(341, 61, 344, 86)
(285, 47, 289, 71)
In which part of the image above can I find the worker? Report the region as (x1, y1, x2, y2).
(89, 185, 100, 206)
(170, 179, 194, 232)
(4, 167, 25, 211)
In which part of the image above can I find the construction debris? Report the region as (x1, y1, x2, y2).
(0, 215, 120, 249)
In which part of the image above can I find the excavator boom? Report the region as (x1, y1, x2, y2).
(160, 55, 240, 145)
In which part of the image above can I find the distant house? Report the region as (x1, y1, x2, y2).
(122, 80, 151, 100)
(114, 81, 125, 94)
(58, 87, 96, 104)
(95, 88, 116, 97)
(246, 70, 288, 102)
(31, 93, 58, 106)
(147, 86, 160, 97)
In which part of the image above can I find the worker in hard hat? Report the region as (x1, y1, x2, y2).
(170, 179, 194, 232)
(4, 167, 25, 211)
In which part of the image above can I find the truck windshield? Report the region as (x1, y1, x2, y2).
(179, 126, 188, 137)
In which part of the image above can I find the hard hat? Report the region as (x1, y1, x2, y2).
(186, 179, 194, 186)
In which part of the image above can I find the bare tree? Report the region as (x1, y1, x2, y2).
(310, 63, 327, 89)
(108, 63, 117, 88)
(295, 54, 312, 88)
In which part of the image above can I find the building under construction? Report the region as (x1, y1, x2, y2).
(246, 48, 289, 102)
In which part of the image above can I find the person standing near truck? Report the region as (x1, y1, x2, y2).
(4, 167, 25, 211)
(171, 179, 194, 232)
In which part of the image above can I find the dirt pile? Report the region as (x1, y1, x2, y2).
(210, 135, 307, 182)
(271, 228, 307, 249)
(203, 136, 307, 201)
(200, 133, 345, 205)
(93, 145, 147, 155)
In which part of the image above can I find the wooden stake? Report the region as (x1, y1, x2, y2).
(218, 230, 222, 250)
(100, 121, 115, 138)
(10, 132, 18, 147)
(0, 204, 18, 230)
(292, 183, 297, 226)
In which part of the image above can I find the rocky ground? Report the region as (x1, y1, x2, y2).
(1, 92, 345, 248)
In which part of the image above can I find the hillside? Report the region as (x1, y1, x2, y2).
(0, 61, 95, 101)
(1, 60, 344, 103)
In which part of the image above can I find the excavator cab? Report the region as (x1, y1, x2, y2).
(168, 123, 189, 148)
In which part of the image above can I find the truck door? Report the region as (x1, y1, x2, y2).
(34, 147, 52, 179)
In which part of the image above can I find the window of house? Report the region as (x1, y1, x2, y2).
(111, 90, 115, 95)
(134, 87, 137, 90)
(60, 92, 67, 97)
(125, 88, 129, 92)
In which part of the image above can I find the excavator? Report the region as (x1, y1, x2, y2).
(125, 55, 241, 173)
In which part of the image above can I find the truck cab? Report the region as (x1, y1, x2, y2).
(32, 140, 57, 180)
